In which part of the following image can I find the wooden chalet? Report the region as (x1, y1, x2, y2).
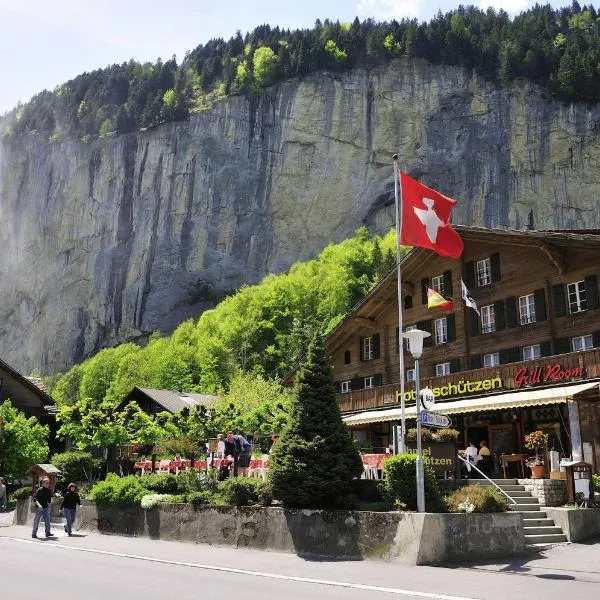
(123, 387, 216, 416)
(326, 226, 600, 474)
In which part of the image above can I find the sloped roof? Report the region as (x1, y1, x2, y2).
(131, 387, 216, 413)
(0, 358, 54, 405)
(28, 464, 61, 474)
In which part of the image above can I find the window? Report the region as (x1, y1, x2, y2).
(363, 336, 374, 360)
(568, 281, 587, 314)
(481, 305, 496, 334)
(572, 335, 593, 352)
(522, 344, 541, 361)
(363, 376, 375, 389)
(436, 362, 451, 376)
(406, 369, 415, 382)
(431, 275, 444, 294)
(344, 350, 351, 364)
(340, 380, 351, 393)
(434, 317, 447, 345)
(519, 294, 536, 325)
(404, 324, 417, 351)
(476, 258, 491, 286)
(483, 352, 500, 367)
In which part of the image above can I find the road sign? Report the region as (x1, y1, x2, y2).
(420, 387, 435, 410)
(420, 411, 451, 428)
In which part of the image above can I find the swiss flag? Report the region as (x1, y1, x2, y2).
(400, 172, 464, 259)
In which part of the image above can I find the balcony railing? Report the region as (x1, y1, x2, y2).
(337, 347, 600, 414)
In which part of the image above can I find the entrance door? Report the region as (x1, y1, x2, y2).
(489, 424, 517, 456)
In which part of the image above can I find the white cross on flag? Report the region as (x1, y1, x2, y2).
(399, 172, 464, 259)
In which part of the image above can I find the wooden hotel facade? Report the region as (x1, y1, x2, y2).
(326, 227, 600, 474)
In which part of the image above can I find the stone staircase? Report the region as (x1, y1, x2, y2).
(468, 479, 568, 549)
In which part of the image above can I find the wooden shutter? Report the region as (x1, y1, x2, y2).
(449, 358, 460, 373)
(417, 320, 433, 347)
(553, 337, 570, 355)
(540, 341, 552, 357)
(421, 278, 429, 304)
(463, 261, 475, 290)
(553, 284, 567, 317)
(468, 310, 480, 336)
(585, 275, 599, 310)
(494, 300, 506, 331)
(490, 253, 501, 282)
(593, 331, 600, 348)
(373, 334, 381, 359)
(404, 295, 413, 310)
(470, 355, 483, 370)
(351, 378, 363, 391)
(359, 337, 365, 361)
(500, 347, 521, 364)
(534, 289, 547, 321)
(443, 270, 453, 296)
(447, 314, 456, 342)
(505, 296, 518, 328)
(373, 373, 383, 387)
(344, 350, 351, 364)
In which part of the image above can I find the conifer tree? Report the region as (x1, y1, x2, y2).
(268, 335, 363, 508)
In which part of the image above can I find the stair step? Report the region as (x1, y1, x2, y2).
(526, 542, 564, 551)
(504, 490, 535, 497)
(525, 533, 568, 544)
(513, 504, 541, 511)
(469, 481, 525, 490)
(523, 526, 564, 535)
(517, 510, 547, 518)
(523, 518, 554, 527)
(512, 497, 539, 504)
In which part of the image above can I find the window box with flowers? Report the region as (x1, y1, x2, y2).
(524, 430, 549, 479)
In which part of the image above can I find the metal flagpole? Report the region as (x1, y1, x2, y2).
(393, 154, 406, 453)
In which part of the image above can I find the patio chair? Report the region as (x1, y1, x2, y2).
(157, 460, 171, 474)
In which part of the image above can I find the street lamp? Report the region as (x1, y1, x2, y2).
(402, 328, 431, 513)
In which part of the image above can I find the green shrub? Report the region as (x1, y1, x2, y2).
(11, 486, 32, 501)
(185, 490, 215, 506)
(89, 474, 149, 506)
(218, 478, 265, 506)
(382, 453, 444, 512)
(51, 451, 104, 491)
(142, 474, 179, 494)
(592, 473, 600, 493)
(350, 479, 383, 503)
(174, 470, 213, 494)
(257, 481, 273, 507)
(446, 485, 509, 513)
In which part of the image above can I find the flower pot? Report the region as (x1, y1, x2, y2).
(529, 464, 545, 479)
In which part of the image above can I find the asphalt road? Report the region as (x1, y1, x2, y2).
(0, 521, 598, 600)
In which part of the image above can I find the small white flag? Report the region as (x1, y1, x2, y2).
(461, 279, 480, 315)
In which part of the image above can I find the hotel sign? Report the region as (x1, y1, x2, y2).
(514, 363, 585, 389)
(396, 377, 503, 403)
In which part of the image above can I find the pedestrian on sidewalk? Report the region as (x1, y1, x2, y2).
(60, 483, 81, 536)
(0, 477, 6, 511)
(32, 477, 53, 538)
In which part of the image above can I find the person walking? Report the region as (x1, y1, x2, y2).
(60, 483, 81, 536)
(32, 477, 53, 538)
(0, 477, 6, 512)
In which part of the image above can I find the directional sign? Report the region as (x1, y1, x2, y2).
(420, 410, 451, 429)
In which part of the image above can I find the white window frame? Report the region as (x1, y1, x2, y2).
(436, 362, 451, 376)
(363, 376, 375, 389)
(519, 294, 536, 325)
(483, 352, 500, 367)
(522, 344, 541, 361)
(481, 304, 496, 334)
(568, 280, 587, 314)
(404, 324, 417, 351)
(340, 380, 351, 393)
(476, 258, 492, 287)
(572, 334, 593, 352)
(431, 274, 444, 294)
(434, 317, 447, 345)
(406, 369, 416, 382)
(363, 336, 374, 360)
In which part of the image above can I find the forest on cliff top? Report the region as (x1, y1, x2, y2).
(4, 3, 600, 141)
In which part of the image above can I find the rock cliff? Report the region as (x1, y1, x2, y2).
(2, 58, 600, 374)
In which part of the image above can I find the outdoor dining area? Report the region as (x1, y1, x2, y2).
(133, 456, 269, 478)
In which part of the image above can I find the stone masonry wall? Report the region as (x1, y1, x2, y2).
(518, 479, 567, 506)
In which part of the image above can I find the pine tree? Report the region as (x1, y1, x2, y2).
(268, 335, 363, 508)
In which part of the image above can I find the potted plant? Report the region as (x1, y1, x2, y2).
(524, 430, 548, 479)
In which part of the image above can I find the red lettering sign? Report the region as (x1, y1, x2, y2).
(513, 364, 585, 389)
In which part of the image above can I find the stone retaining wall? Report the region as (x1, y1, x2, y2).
(66, 501, 524, 565)
(545, 507, 600, 542)
(517, 479, 567, 506)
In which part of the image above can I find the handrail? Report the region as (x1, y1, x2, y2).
(456, 454, 517, 506)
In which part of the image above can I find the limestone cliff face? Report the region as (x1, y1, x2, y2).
(1, 58, 600, 374)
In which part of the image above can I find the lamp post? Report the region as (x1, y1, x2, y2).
(402, 328, 431, 513)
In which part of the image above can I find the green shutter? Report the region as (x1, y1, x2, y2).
(534, 289, 547, 321)
(470, 355, 483, 369)
(505, 296, 518, 328)
(553, 284, 567, 317)
(373, 334, 381, 359)
(585, 275, 599, 310)
(490, 253, 501, 282)
(494, 300, 506, 330)
(463, 261, 475, 290)
(443, 270, 453, 296)
(447, 314, 456, 342)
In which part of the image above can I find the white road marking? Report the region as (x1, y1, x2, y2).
(0, 536, 479, 600)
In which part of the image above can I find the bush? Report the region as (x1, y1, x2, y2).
(446, 485, 509, 513)
(593, 474, 600, 493)
(218, 478, 266, 506)
(89, 474, 149, 506)
(174, 470, 213, 494)
(51, 451, 104, 491)
(142, 474, 179, 494)
(11, 486, 33, 501)
(185, 490, 215, 506)
(382, 453, 444, 512)
(350, 479, 384, 503)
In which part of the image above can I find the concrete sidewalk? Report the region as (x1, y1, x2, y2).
(453, 537, 600, 584)
(0, 510, 14, 527)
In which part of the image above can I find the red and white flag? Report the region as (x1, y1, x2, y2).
(400, 172, 464, 259)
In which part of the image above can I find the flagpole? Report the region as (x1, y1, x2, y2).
(393, 154, 406, 453)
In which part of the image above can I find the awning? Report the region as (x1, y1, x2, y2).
(343, 381, 600, 426)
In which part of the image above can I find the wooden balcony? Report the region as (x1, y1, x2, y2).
(337, 348, 600, 414)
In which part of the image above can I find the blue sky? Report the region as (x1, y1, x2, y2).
(0, 0, 570, 114)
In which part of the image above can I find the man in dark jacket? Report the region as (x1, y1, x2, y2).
(60, 483, 81, 536)
(32, 477, 53, 538)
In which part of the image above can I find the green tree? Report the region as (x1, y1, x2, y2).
(268, 336, 363, 508)
(253, 46, 277, 88)
(0, 400, 49, 479)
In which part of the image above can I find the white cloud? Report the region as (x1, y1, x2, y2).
(356, 0, 424, 21)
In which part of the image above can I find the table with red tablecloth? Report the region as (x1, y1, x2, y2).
(133, 457, 268, 475)
(361, 454, 386, 470)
